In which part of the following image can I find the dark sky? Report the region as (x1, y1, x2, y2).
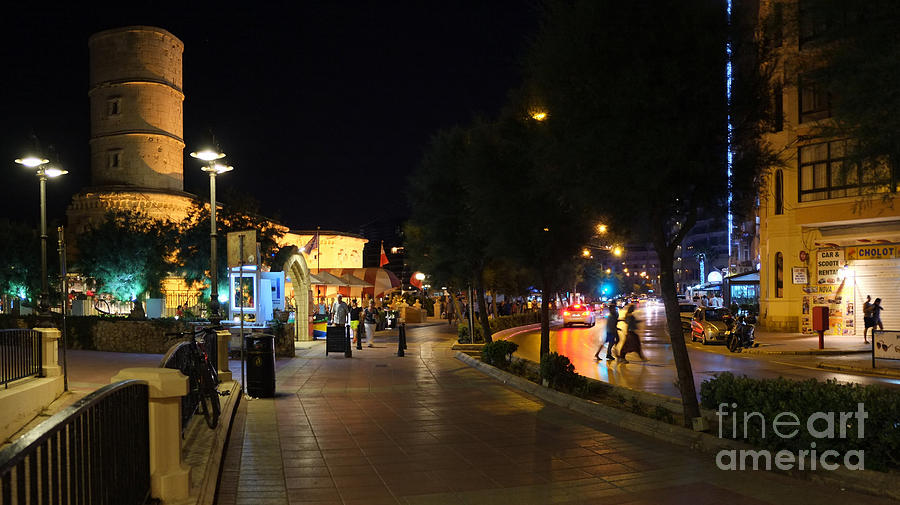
(0, 2, 540, 232)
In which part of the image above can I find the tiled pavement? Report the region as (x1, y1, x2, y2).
(217, 325, 896, 505)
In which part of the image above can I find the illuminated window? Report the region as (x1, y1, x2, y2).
(775, 252, 783, 298)
(774, 170, 784, 215)
(107, 97, 121, 117)
(108, 150, 122, 169)
(799, 140, 891, 202)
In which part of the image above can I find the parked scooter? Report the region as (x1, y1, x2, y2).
(726, 314, 756, 352)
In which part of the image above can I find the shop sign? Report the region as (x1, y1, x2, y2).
(791, 267, 808, 284)
(846, 245, 899, 261)
(874, 331, 900, 360)
(816, 249, 844, 285)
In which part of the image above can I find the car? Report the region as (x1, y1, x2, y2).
(679, 303, 698, 333)
(690, 307, 733, 345)
(562, 303, 595, 327)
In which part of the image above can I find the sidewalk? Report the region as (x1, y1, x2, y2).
(215, 324, 894, 505)
(748, 331, 871, 355)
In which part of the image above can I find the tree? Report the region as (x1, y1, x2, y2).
(406, 124, 500, 342)
(0, 219, 40, 304)
(522, 0, 730, 425)
(175, 191, 285, 304)
(76, 211, 176, 301)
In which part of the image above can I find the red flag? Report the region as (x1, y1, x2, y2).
(379, 241, 389, 267)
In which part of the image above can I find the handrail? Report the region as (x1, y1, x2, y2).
(0, 329, 42, 388)
(0, 380, 150, 505)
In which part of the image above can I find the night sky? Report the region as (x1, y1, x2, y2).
(0, 2, 540, 232)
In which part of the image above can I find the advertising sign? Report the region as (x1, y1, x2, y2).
(816, 249, 844, 285)
(791, 267, 808, 284)
(874, 330, 900, 360)
(846, 245, 899, 261)
(227, 230, 257, 267)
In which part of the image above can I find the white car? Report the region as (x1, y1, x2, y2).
(562, 303, 595, 327)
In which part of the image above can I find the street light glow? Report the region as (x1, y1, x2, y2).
(613, 246, 623, 257)
(582, 249, 590, 257)
(415, 272, 426, 281)
(15, 157, 49, 168)
(531, 111, 547, 121)
(190, 150, 226, 161)
(596, 223, 607, 234)
(202, 163, 234, 174)
(44, 167, 68, 178)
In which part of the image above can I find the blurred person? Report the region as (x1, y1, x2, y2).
(617, 304, 646, 363)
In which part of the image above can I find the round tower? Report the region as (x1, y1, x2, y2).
(88, 26, 184, 191)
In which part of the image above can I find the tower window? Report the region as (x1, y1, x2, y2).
(775, 252, 784, 298)
(774, 169, 784, 215)
(107, 98, 122, 117)
(108, 150, 122, 169)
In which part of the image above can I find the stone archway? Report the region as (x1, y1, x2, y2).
(283, 251, 313, 341)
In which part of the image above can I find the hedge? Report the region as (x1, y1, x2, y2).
(700, 372, 900, 471)
(457, 311, 541, 343)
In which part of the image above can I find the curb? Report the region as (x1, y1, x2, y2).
(741, 347, 870, 356)
(817, 362, 900, 378)
(197, 381, 242, 505)
(455, 352, 900, 502)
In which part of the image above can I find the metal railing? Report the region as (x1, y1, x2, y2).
(0, 380, 150, 505)
(0, 329, 43, 389)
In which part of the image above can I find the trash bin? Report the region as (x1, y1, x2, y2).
(245, 334, 275, 398)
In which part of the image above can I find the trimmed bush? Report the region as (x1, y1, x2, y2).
(540, 352, 587, 393)
(457, 311, 542, 343)
(700, 372, 900, 471)
(480, 340, 519, 369)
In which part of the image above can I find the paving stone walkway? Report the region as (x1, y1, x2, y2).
(216, 325, 896, 505)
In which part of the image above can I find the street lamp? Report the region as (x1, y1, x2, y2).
(415, 272, 426, 305)
(190, 149, 232, 325)
(15, 156, 67, 325)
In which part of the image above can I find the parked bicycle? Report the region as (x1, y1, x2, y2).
(163, 327, 221, 429)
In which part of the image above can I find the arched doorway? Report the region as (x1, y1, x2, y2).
(283, 250, 313, 341)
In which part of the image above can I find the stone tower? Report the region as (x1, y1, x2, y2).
(89, 26, 185, 190)
(68, 26, 195, 237)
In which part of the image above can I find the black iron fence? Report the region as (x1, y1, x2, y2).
(0, 329, 43, 389)
(0, 380, 150, 505)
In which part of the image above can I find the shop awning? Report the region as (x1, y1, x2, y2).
(313, 271, 349, 286)
(341, 274, 373, 287)
(323, 268, 401, 297)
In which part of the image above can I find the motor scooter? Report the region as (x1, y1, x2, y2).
(726, 314, 756, 352)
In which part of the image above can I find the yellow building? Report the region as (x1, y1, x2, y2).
(758, 1, 900, 335)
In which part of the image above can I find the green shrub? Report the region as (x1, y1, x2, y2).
(540, 352, 587, 393)
(700, 372, 900, 471)
(457, 312, 542, 343)
(481, 340, 519, 369)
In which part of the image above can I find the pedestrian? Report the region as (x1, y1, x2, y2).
(349, 299, 361, 344)
(596, 302, 619, 361)
(331, 294, 350, 327)
(617, 304, 646, 363)
(872, 298, 885, 338)
(446, 297, 455, 325)
(176, 304, 183, 319)
(863, 295, 874, 344)
(700, 295, 709, 308)
(363, 300, 378, 347)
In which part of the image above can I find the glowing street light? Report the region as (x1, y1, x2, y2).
(582, 249, 591, 257)
(531, 110, 548, 121)
(190, 149, 232, 324)
(596, 223, 608, 234)
(16, 155, 67, 324)
(612, 246, 623, 257)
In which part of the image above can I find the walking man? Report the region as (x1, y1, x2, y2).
(863, 295, 874, 344)
(596, 302, 619, 361)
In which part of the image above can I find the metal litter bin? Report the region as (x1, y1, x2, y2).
(245, 334, 275, 397)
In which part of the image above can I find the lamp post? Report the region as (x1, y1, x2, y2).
(190, 149, 232, 325)
(15, 156, 67, 326)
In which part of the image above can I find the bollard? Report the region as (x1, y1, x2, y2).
(345, 324, 352, 358)
(397, 322, 405, 357)
(356, 323, 363, 350)
(403, 323, 408, 350)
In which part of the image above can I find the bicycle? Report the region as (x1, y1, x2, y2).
(163, 327, 222, 429)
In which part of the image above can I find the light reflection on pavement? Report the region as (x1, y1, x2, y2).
(504, 302, 900, 397)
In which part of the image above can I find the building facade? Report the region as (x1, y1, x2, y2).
(758, 1, 900, 335)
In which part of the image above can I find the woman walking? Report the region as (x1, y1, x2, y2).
(617, 304, 646, 363)
(363, 300, 379, 347)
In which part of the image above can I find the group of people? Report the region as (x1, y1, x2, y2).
(695, 293, 724, 308)
(594, 302, 646, 364)
(862, 295, 885, 344)
(328, 295, 381, 347)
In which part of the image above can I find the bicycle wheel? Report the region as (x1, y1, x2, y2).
(199, 362, 221, 429)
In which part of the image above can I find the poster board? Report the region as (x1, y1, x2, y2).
(800, 283, 854, 335)
(874, 330, 900, 360)
(227, 230, 257, 267)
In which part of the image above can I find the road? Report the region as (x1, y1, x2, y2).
(504, 301, 900, 397)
